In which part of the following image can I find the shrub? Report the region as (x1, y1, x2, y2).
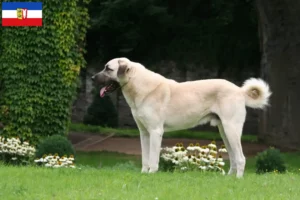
(83, 87, 118, 127)
(0, 0, 90, 145)
(35, 135, 75, 159)
(255, 147, 286, 174)
(160, 141, 227, 173)
(0, 136, 36, 165)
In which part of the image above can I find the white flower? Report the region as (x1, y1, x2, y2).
(174, 151, 186, 158)
(45, 163, 52, 167)
(210, 150, 217, 155)
(11, 157, 17, 160)
(164, 147, 175, 153)
(217, 157, 223, 162)
(208, 143, 216, 149)
(203, 148, 210, 153)
(23, 141, 29, 146)
(218, 161, 225, 166)
(219, 148, 227, 153)
(161, 154, 171, 161)
(180, 167, 188, 171)
(66, 160, 73, 164)
(210, 158, 216, 164)
(200, 157, 209, 163)
(208, 164, 214, 169)
(68, 157, 74, 161)
(187, 146, 195, 151)
(59, 157, 68, 162)
(34, 158, 42, 163)
(194, 146, 202, 151)
(69, 165, 76, 168)
(172, 159, 179, 165)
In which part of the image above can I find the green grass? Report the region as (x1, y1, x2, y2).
(75, 151, 300, 173)
(0, 164, 299, 200)
(0, 152, 299, 199)
(75, 151, 141, 168)
(70, 123, 257, 142)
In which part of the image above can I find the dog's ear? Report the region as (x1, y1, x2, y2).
(117, 58, 130, 77)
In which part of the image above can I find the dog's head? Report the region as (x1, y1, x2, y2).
(91, 57, 133, 97)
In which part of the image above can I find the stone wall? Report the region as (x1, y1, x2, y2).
(71, 60, 260, 134)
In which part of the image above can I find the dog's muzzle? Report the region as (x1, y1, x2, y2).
(91, 73, 120, 97)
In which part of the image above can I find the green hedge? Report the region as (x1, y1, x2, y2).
(0, 0, 90, 144)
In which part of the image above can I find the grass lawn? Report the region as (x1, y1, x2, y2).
(0, 160, 299, 200)
(0, 151, 300, 199)
(75, 151, 300, 173)
(75, 151, 141, 169)
(70, 123, 257, 142)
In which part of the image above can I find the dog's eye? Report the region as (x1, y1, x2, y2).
(106, 67, 113, 71)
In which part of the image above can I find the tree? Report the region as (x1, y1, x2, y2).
(0, 0, 90, 144)
(256, 0, 300, 149)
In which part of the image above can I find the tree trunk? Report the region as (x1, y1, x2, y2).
(256, 0, 300, 150)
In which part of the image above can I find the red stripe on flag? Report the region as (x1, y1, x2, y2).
(2, 18, 42, 26)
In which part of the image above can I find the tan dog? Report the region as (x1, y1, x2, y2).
(92, 57, 271, 178)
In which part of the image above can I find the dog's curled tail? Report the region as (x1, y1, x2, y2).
(241, 78, 272, 109)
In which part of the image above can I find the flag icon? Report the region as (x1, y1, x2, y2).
(2, 2, 43, 26)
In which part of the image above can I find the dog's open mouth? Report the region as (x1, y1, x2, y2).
(100, 81, 120, 97)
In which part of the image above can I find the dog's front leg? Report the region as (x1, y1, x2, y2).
(148, 128, 163, 173)
(140, 130, 150, 173)
(133, 116, 150, 173)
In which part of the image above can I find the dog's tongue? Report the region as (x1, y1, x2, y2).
(100, 87, 107, 97)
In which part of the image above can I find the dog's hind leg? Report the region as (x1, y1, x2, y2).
(221, 114, 246, 178)
(218, 124, 236, 175)
(217, 98, 246, 178)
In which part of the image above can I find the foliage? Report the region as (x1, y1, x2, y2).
(0, 136, 36, 165)
(83, 87, 118, 127)
(87, 0, 260, 75)
(35, 135, 75, 159)
(255, 147, 287, 174)
(34, 154, 76, 168)
(160, 141, 227, 173)
(0, 0, 90, 144)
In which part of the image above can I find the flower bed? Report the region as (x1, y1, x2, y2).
(160, 141, 227, 173)
(0, 136, 36, 165)
(34, 154, 76, 168)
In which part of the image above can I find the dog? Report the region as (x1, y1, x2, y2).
(92, 57, 271, 178)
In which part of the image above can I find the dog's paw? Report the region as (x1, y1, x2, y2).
(148, 167, 158, 173)
(141, 166, 149, 173)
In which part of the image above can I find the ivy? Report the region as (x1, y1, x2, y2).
(0, 0, 90, 144)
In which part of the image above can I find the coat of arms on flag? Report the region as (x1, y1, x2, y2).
(2, 2, 43, 26)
